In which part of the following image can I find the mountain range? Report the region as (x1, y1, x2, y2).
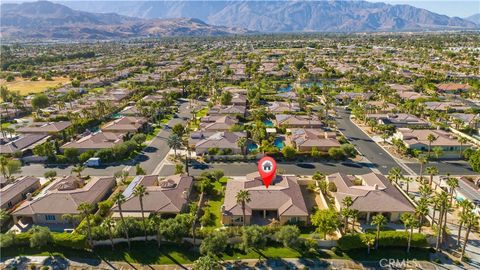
(0, 1, 250, 40)
(465, 13, 480, 24)
(1, 1, 478, 40)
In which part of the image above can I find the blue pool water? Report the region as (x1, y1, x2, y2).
(247, 143, 258, 152)
(278, 85, 293, 93)
(274, 137, 284, 149)
(263, 120, 274, 127)
(112, 113, 122, 119)
(301, 82, 322, 88)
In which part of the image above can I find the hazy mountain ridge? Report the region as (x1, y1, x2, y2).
(59, 0, 478, 32)
(465, 14, 480, 24)
(0, 1, 250, 40)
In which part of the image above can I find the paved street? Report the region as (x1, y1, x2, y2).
(15, 101, 195, 178)
(336, 108, 478, 176)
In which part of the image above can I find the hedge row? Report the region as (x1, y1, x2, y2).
(337, 231, 428, 251)
(1, 232, 86, 250)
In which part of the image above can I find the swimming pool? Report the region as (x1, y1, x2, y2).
(263, 120, 274, 127)
(278, 85, 293, 93)
(274, 137, 284, 149)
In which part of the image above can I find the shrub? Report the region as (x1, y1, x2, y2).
(55, 155, 68, 164)
(52, 233, 86, 249)
(64, 148, 80, 163)
(328, 147, 345, 160)
(79, 151, 95, 163)
(337, 231, 428, 251)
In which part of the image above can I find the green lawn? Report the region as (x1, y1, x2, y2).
(197, 107, 208, 118)
(146, 127, 161, 141)
(204, 180, 225, 227)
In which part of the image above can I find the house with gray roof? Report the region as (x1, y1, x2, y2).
(16, 121, 71, 135)
(222, 172, 309, 226)
(0, 134, 48, 155)
(193, 131, 246, 155)
(274, 114, 323, 128)
(12, 176, 116, 230)
(366, 113, 430, 128)
(268, 102, 300, 114)
(0, 176, 41, 210)
(111, 174, 193, 218)
(199, 115, 239, 131)
(101, 116, 148, 134)
(327, 172, 414, 222)
(209, 105, 246, 116)
(60, 132, 124, 153)
(286, 128, 340, 152)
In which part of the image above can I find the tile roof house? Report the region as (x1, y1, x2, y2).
(0, 176, 41, 210)
(449, 113, 479, 129)
(12, 176, 116, 228)
(101, 116, 148, 133)
(119, 105, 141, 117)
(366, 113, 430, 128)
(60, 132, 124, 153)
(209, 105, 246, 116)
(16, 121, 71, 135)
(199, 115, 239, 131)
(274, 114, 323, 128)
(231, 93, 247, 106)
(193, 131, 246, 155)
(327, 172, 414, 222)
(222, 172, 309, 226)
(394, 128, 469, 156)
(436, 83, 470, 94)
(424, 102, 469, 112)
(111, 174, 193, 218)
(0, 134, 48, 154)
(268, 102, 300, 114)
(286, 128, 341, 152)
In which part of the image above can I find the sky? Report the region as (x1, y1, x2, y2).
(377, 0, 479, 17)
(5, 0, 480, 18)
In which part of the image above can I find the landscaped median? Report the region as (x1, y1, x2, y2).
(1, 228, 434, 265)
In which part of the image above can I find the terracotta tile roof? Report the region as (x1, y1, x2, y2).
(222, 172, 308, 217)
(327, 172, 414, 213)
(112, 174, 193, 215)
(13, 176, 115, 216)
(16, 121, 71, 134)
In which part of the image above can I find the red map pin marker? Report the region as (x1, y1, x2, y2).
(258, 156, 277, 188)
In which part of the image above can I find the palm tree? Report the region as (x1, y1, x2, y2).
(237, 137, 247, 156)
(435, 191, 449, 251)
(387, 167, 402, 184)
(456, 200, 474, 246)
(351, 209, 359, 234)
(71, 165, 84, 178)
(363, 234, 376, 255)
(112, 193, 131, 250)
(401, 213, 417, 253)
(102, 217, 116, 250)
(77, 203, 94, 247)
(402, 176, 413, 194)
(425, 166, 438, 187)
(415, 198, 429, 233)
(417, 155, 428, 181)
(167, 134, 182, 158)
(235, 190, 251, 227)
(0, 156, 8, 180)
(446, 177, 459, 205)
(458, 137, 468, 157)
(133, 185, 149, 241)
(460, 210, 479, 261)
(371, 214, 387, 250)
(426, 134, 438, 157)
(341, 196, 353, 234)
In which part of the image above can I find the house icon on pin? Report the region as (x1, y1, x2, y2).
(262, 161, 272, 172)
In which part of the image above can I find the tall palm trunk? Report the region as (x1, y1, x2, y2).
(85, 215, 93, 247)
(241, 202, 246, 227)
(118, 204, 131, 250)
(457, 221, 463, 246)
(407, 225, 413, 253)
(140, 197, 147, 241)
(435, 206, 444, 251)
(375, 226, 380, 250)
(460, 224, 471, 261)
